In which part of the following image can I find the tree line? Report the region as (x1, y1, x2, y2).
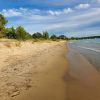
(69, 36, 100, 40)
(0, 14, 68, 41)
(0, 14, 100, 41)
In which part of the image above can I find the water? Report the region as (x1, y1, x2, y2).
(69, 39, 100, 71)
(75, 38, 100, 44)
(67, 38, 100, 100)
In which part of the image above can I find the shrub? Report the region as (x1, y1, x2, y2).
(58, 35, 67, 40)
(32, 32, 43, 39)
(5, 27, 16, 39)
(16, 26, 32, 40)
(43, 31, 49, 39)
(50, 34, 57, 40)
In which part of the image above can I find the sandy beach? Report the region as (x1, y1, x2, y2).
(0, 40, 100, 100)
(0, 40, 68, 100)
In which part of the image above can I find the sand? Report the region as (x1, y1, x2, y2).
(1, 40, 100, 100)
(0, 40, 68, 100)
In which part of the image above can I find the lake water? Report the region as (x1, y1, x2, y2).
(69, 38, 100, 70)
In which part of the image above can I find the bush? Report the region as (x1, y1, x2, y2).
(50, 34, 57, 39)
(5, 27, 16, 39)
(32, 32, 43, 39)
(58, 35, 67, 40)
(43, 31, 49, 39)
(16, 26, 32, 40)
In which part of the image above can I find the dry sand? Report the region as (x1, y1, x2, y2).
(0, 40, 68, 100)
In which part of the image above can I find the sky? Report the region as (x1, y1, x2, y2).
(0, 0, 100, 37)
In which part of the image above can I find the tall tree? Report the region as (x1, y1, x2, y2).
(6, 27, 16, 39)
(16, 26, 31, 40)
(0, 14, 8, 38)
(43, 31, 49, 39)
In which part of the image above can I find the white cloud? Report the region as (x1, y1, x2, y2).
(48, 8, 73, 16)
(76, 4, 90, 9)
(48, 10, 61, 16)
(4, 7, 100, 37)
(0, 9, 22, 17)
(0, 7, 73, 18)
(92, 0, 100, 3)
(63, 8, 73, 13)
(0, 8, 43, 18)
(31, 8, 100, 35)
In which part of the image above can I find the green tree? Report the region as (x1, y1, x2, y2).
(43, 31, 49, 39)
(58, 35, 67, 40)
(16, 26, 31, 40)
(50, 34, 57, 39)
(32, 32, 43, 39)
(6, 27, 16, 39)
(0, 14, 8, 38)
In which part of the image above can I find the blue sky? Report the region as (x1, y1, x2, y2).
(0, 0, 100, 37)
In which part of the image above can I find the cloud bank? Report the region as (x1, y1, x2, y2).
(0, 0, 100, 37)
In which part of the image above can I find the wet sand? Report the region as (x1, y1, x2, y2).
(0, 41, 68, 100)
(66, 47, 100, 100)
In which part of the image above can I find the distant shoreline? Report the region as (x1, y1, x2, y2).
(68, 35, 100, 40)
